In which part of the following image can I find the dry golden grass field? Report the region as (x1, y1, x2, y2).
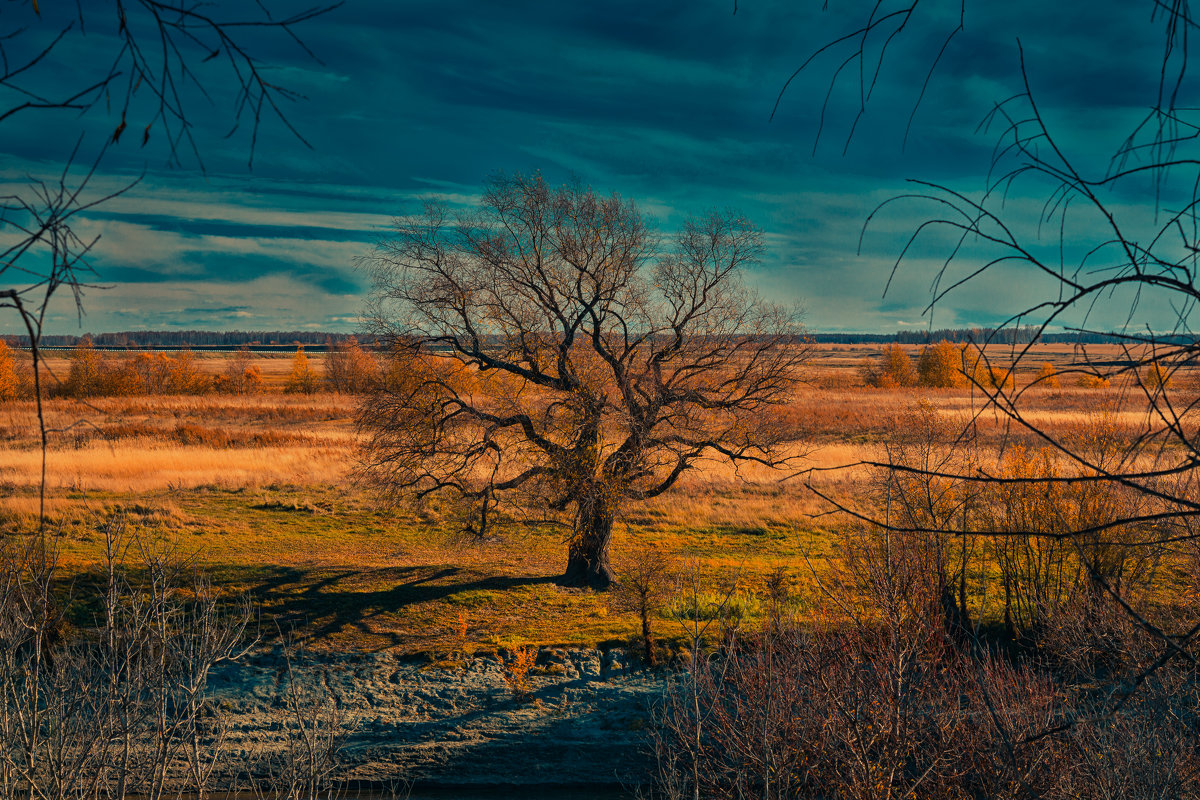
(2, 343, 1193, 656)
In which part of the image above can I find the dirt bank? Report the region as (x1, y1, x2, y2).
(206, 646, 667, 791)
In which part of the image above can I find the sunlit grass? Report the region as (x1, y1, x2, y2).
(2, 346, 1193, 655)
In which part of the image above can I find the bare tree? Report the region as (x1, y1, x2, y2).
(358, 172, 808, 588)
(240, 634, 355, 800)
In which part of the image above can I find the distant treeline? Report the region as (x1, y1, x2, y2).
(2, 327, 1191, 349)
(811, 327, 1194, 345)
(1, 330, 369, 350)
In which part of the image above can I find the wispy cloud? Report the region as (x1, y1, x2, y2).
(0, 1, 1183, 335)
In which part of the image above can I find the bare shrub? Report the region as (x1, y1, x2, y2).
(0, 523, 362, 799)
(655, 404, 1196, 799)
(875, 401, 981, 638)
(1037, 595, 1200, 799)
(986, 445, 1079, 634)
(653, 523, 1062, 800)
(238, 636, 356, 800)
(0, 523, 252, 799)
(984, 420, 1162, 637)
(324, 337, 378, 393)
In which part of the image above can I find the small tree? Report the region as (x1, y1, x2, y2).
(1142, 360, 1172, 392)
(614, 542, 677, 665)
(359, 173, 808, 588)
(168, 349, 211, 394)
(862, 343, 916, 387)
(286, 346, 318, 394)
(63, 338, 105, 398)
(128, 352, 172, 395)
(916, 340, 966, 388)
(1034, 361, 1060, 389)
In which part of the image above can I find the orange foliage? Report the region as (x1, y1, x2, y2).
(1034, 362, 1059, 389)
(1143, 360, 1172, 391)
(502, 645, 538, 700)
(215, 347, 262, 394)
(917, 340, 966, 388)
(1076, 373, 1111, 389)
(59, 341, 213, 397)
(285, 346, 318, 394)
(63, 338, 104, 397)
(862, 344, 916, 388)
(0, 341, 19, 401)
(979, 365, 1015, 391)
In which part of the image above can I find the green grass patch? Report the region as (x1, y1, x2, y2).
(18, 481, 824, 656)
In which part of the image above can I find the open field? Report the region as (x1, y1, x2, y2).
(3, 343, 1195, 656)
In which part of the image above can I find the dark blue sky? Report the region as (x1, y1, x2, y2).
(1, 1, 1191, 334)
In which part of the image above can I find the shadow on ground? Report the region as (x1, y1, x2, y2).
(228, 564, 559, 649)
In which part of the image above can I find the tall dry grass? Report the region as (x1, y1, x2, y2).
(0, 357, 1167, 536)
(0, 443, 349, 494)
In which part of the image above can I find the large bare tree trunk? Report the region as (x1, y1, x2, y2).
(562, 500, 615, 590)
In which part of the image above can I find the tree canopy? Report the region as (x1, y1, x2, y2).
(358, 173, 808, 588)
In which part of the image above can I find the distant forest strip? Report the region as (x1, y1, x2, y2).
(1, 331, 365, 351)
(0, 326, 1187, 350)
(811, 329, 1191, 344)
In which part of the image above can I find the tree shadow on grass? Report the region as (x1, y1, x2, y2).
(61, 560, 561, 651)
(238, 564, 558, 650)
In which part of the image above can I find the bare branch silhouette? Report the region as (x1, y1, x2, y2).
(359, 172, 810, 589)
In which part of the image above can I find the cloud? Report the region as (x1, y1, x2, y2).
(18, 274, 365, 335)
(0, 1, 1190, 335)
